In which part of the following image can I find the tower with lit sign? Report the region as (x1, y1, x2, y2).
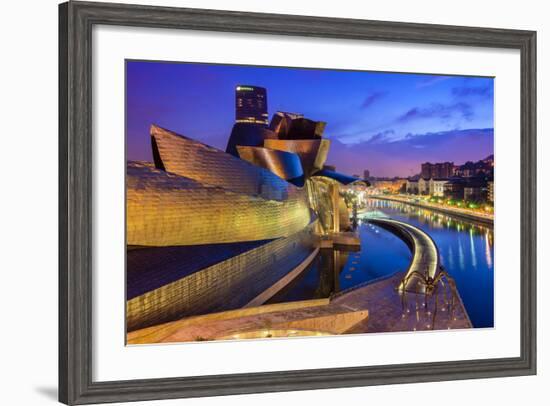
(235, 85, 269, 125)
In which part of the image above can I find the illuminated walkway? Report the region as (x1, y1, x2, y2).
(330, 218, 471, 332)
(367, 218, 440, 292)
(370, 195, 493, 225)
(332, 271, 472, 333)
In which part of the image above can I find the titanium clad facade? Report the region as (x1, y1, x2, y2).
(151, 125, 299, 201)
(127, 99, 366, 336)
(127, 161, 312, 246)
(269, 111, 326, 140)
(306, 177, 336, 234)
(285, 117, 326, 140)
(264, 138, 331, 176)
(127, 221, 319, 331)
(236, 145, 304, 184)
(338, 195, 351, 231)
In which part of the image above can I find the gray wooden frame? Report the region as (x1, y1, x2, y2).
(59, 1, 537, 404)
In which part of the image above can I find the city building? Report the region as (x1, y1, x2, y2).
(488, 180, 494, 202)
(428, 178, 449, 197)
(421, 161, 454, 179)
(373, 178, 406, 194)
(454, 161, 476, 177)
(406, 178, 419, 194)
(443, 178, 467, 200)
(464, 186, 487, 202)
(462, 176, 489, 202)
(418, 177, 430, 195)
(443, 176, 489, 202)
(454, 155, 494, 177)
(364, 169, 370, 179)
(235, 85, 269, 125)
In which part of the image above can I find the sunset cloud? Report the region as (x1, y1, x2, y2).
(452, 84, 493, 99)
(326, 128, 493, 177)
(396, 102, 474, 123)
(127, 61, 494, 176)
(361, 91, 388, 110)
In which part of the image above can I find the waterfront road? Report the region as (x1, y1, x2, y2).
(369, 194, 494, 225)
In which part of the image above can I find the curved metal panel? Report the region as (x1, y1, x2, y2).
(286, 118, 326, 140)
(264, 139, 330, 176)
(338, 195, 351, 231)
(269, 111, 302, 137)
(236, 146, 304, 185)
(150, 124, 298, 201)
(269, 112, 326, 139)
(312, 169, 371, 186)
(127, 161, 312, 247)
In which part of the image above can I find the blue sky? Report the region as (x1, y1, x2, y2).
(127, 61, 494, 177)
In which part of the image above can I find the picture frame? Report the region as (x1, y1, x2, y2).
(59, 1, 537, 404)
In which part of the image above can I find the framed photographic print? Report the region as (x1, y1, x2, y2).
(59, 1, 536, 404)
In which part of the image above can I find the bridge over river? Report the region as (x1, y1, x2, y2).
(367, 218, 440, 293)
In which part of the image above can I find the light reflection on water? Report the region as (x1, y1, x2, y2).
(269, 198, 494, 328)
(362, 199, 494, 328)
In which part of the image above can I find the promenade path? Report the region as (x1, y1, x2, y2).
(368, 218, 439, 293)
(370, 194, 494, 226)
(331, 217, 471, 332)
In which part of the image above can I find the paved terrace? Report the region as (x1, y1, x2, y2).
(127, 299, 368, 344)
(332, 272, 472, 333)
(127, 270, 471, 344)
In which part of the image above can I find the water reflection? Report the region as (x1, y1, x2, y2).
(485, 231, 493, 268)
(268, 248, 353, 303)
(268, 223, 411, 303)
(458, 238, 465, 271)
(270, 198, 494, 328)
(469, 228, 477, 270)
(364, 199, 494, 327)
(363, 199, 494, 269)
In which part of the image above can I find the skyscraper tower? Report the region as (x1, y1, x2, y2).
(235, 85, 269, 125)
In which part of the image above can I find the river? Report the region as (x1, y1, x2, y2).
(268, 197, 494, 328)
